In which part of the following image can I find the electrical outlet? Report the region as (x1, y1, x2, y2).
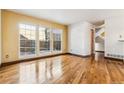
(5, 55, 9, 58)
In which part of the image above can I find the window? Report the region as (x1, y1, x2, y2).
(39, 27, 50, 53)
(19, 23, 63, 58)
(19, 24, 36, 57)
(52, 29, 62, 51)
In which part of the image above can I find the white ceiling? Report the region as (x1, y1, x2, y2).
(9, 9, 124, 25)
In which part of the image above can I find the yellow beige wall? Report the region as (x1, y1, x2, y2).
(0, 9, 1, 64)
(2, 10, 68, 63)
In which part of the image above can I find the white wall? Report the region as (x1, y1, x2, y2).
(105, 16, 124, 59)
(68, 22, 92, 56)
(0, 9, 1, 65)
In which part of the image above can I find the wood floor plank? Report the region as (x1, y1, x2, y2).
(0, 52, 123, 84)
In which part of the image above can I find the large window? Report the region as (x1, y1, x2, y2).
(19, 23, 62, 58)
(39, 27, 50, 53)
(19, 24, 36, 57)
(52, 29, 62, 51)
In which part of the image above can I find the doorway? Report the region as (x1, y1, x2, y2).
(91, 22, 105, 56)
(94, 24, 105, 53)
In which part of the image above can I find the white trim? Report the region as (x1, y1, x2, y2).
(19, 54, 36, 59)
(36, 25, 40, 56)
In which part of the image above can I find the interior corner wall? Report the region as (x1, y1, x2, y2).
(68, 22, 93, 56)
(105, 16, 124, 59)
(2, 10, 68, 63)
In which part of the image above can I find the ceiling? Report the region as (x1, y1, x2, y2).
(8, 9, 124, 25)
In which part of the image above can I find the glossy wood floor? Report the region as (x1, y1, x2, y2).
(0, 52, 124, 84)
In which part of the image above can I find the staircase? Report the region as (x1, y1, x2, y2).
(95, 28, 105, 40)
(95, 25, 105, 52)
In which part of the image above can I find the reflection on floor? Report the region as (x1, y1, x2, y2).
(0, 52, 124, 84)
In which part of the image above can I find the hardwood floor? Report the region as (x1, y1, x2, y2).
(0, 52, 124, 84)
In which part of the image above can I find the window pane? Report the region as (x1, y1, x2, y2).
(19, 24, 25, 29)
(20, 40, 26, 47)
(19, 24, 36, 57)
(25, 48, 35, 55)
(20, 29, 26, 40)
(39, 27, 50, 53)
(31, 26, 36, 31)
(31, 40, 35, 47)
(20, 29, 25, 35)
(53, 29, 62, 51)
(25, 30, 31, 34)
(26, 25, 31, 30)
(20, 48, 25, 56)
(25, 40, 35, 47)
(39, 41, 50, 51)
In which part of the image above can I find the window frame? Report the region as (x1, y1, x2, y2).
(38, 26, 51, 55)
(52, 28, 63, 53)
(18, 23, 63, 59)
(18, 23, 37, 59)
